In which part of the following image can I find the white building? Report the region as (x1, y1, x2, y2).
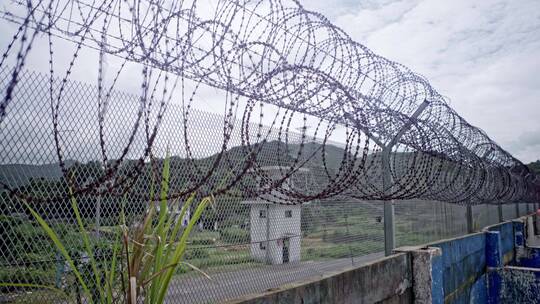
(242, 166, 308, 265)
(156, 203, 191, 227)
(244, 196, 302, 264)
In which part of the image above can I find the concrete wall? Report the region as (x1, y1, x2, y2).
(227, 253, 413, 304)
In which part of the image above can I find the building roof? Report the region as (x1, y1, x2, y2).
(241, 192, 302, 206)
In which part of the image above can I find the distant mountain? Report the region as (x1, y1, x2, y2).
(0, 141, 349, 190)
(0, 160, 76, 188)
(196, 140, 348, 172)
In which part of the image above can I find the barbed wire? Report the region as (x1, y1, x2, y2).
(0, 0, 538, 206)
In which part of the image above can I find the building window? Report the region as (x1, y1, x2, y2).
(259, 242, 266, 250)
(259, 209, 267, 218)
(285, 210, 292, 218)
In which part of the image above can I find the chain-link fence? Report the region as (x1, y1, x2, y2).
(0, 67, 534, 303)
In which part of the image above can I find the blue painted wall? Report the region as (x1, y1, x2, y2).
(430, 233, 487, 303)
(431, 252, 444, 304)
(470, 274, 488, 304)
(487, 222, 515, 263)
(428, 219, 540, 303)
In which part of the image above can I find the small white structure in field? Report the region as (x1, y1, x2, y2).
(157, 204, 191, 227)
(242, 166, 307, 265)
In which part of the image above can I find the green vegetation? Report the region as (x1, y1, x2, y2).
(0, 215, 111, 293)
(299, 203, 385, 261)
(302, 241, 382, 260)
(189, 231, 219, 246)
(0, 288, 68, 304)
(177, 229, 256, 276)
(220, 227, 250, 244)
(528, 160, 540, 175)
(179, 247, 256, 274)
(0, 155, 212, 304)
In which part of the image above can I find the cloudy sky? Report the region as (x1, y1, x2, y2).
(302, 0, 540, 163)
(1, 0, 539, 164)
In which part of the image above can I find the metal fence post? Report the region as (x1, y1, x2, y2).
(95, 194, 101, 237)
(265, 204, 270, 264)
(498, 201, 503, 223)
(381, 100, 429, 256)
(382, 149, 395, 256)
(466, 205, 473, 233)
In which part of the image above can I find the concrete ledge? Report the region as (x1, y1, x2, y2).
(394, 246, 443, 304)
(226, 253, 412, 304)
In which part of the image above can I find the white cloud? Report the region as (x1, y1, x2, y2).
(303, 0, 540, 163)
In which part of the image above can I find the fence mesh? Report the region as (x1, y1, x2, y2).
(0, 67, 535, 303)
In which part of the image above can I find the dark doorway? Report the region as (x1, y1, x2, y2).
(282, 238, 290, 263)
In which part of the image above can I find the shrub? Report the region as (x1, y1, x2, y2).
(220, 227, 249, 244)
(0, 214, 116, 295)
(328, 229, 347, 243)
(184, 248, 210, 260)
(190, 238, 215, 246)
(0, 266, 55, 293)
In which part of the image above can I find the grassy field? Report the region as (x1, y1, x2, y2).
(182, 203, 451, 271)
(300, 212, 384, 260)
(0, 289, 68, 304)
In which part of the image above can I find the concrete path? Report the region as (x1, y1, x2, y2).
(166, 252, 384, 304)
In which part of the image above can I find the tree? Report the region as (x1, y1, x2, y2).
(527, 160, 540, 175)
